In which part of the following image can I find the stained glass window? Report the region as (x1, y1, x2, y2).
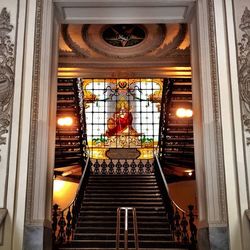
(82, 79, 163, 159)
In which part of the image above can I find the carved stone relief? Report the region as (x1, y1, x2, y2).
(238, 7, 250, 145)
(0, 8, 14, 161)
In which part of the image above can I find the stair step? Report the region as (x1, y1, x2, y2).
(84, 189, 161, 194)
(60, 240, 189, 248)
(86, 186, 160, 190)
(59, 248, 187, 250)
(83, 197, 162, 202)
(84, 193, 161, 198)
(81, 202, 164, 206)
(78, 215, 168, 220)
(79, 210, 167, 216)
(81, 206, 166, 211)
(74, 233, 172, 241)
(87, 180, 158, 184)
(75, 227, 171, 234)
(77, 221, 170, 227)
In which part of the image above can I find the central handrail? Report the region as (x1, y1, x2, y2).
(116, 207, 139, 250)
(154, 153, 186, 214)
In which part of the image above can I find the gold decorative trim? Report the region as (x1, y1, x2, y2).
(207, 0, 228, 223)
(0, 8, 14, 161)
(25, 0, 43, 223)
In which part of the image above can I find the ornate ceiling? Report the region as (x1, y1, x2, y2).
(58, 23, 190, 73)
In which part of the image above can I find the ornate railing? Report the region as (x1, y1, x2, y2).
(52, 157, 91, 246)
(154, 154, 197, 248)
(90, 159, 154, 175)
(158, 78, 174, 163)
(75, 78, 88, 164)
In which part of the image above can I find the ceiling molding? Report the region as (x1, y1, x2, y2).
(54, 0, 196, 24)
(57, 66, 192, 79)
(61, 24, 90, 57)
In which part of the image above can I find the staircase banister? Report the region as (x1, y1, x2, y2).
(154, 153, 187, 214)
(61, 156, 90, 213)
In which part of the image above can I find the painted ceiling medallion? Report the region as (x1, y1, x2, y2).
(102, 24, 145, 47)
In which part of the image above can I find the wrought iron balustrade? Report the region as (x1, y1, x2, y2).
(90, 158, 154, 175)
(52, 157, 91, 246)
(154, 154, 197, 248)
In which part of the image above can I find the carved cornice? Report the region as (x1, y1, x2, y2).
(61, 24, 90, 58)
(0, 8, 14, 161)
(159, 24, 188, 57)
(207, 0, 227, 224)
(238, 7, 250, 145)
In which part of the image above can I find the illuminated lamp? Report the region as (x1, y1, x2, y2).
(57, 116, 73, 126)
(176, 108, 193, 118)
(184, 170, 193, 176)
(53, 179, 65, 192)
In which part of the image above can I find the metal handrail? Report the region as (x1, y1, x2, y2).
(116, 207, 139, 250)
(61, 156, 90, 213)
(154, 153, 187, 214)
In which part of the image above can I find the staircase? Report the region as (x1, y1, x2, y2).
(159, 78, 194, 183)
(58, 160, 190, 250)
(54, 78, 87, 182)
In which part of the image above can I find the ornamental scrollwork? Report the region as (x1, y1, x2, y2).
(0, 8, 14, 159)
(238, 7, 250, 145)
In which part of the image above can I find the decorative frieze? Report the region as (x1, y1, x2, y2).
(0, 8, 14, 161)
(238, 7, 250, 145)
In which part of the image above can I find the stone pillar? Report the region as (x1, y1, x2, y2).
(0, 5, 16, 248)
(0, 0, 31, 249)
(232, 1, 250, 250)
(0, 0, 56, 249)
(193, 0, 250, 249)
